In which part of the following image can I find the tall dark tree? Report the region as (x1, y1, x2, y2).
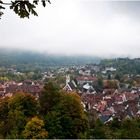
(39, 82, 61, 115)
(45, 92, 89, 139)
(120, 119, 140, 139)
(0, 97, 10, 138)
(90, 119, 107, 139)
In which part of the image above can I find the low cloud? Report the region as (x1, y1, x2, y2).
(1, 0, 140, 58)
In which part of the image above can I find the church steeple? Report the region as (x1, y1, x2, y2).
(66, 74, 70, 85)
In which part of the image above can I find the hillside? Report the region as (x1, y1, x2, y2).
(0, 48, 100, 70)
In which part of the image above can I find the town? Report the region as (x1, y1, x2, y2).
(1, 58, 140, 124)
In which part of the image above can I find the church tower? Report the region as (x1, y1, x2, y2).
(66, 74, 70, 85)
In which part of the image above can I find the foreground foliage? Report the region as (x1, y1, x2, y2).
(44, 92, 88, 139)
(1, 82, 140, 139)
(0, 0, 51, 19)
(0, 82, 88, 139)
(22, 116, 48, 139)
(89, 118, 140, 139)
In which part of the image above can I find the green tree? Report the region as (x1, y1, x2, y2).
(39, 82, 61, 115)
(107, 117, 121, 138)
(22, 116, 48, 139)
(120, 119, 140, 139)
(0, 97, 10, 138)
(7, 110, 26, 138)
(4, 93, 38, 138)
(8, 92, 38, 117)
(45, 92, 89, 139)
(94, 76, 103, 92)
(108, 73, 111, 80)
(114, 73, 121, 81)
(90, 119, 107, 139)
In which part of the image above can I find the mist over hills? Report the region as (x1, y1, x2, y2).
(0, 48, 100, 69)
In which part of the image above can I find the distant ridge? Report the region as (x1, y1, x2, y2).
(0, 48, 100, 69)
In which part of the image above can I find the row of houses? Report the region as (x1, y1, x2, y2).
(0, 80, 43, 98)
(80, 89, 140, 123)
(63, 75, 140, 123)
(0, 73, 139, 124)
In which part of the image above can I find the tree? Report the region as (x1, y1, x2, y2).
(22, 116, 48, 139)
(107, 73, 111, 80)
(0, 97, 10, 138)
(7, 110, 27, 138)
(0, 0, 51, 19)
(104, 80, 118, 89)
(120, 119, 140, 139)
(0, 93, 38, 138)
(94, 76, 103, 92)
(114, 73, 121, 81)
(39, 82, 62, 115)
(39, 83, 89, 138)
(45, 92, 89, 139)
(107, 117, 121, 138)
(8, 92, 38, 117)
(90, 119, 107, 139)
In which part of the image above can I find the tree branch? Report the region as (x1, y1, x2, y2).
(2, 2, 11, 5)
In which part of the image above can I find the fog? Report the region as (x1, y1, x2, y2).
(1, 0, 140, 58)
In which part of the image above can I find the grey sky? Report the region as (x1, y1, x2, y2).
(1, 0, 140, 58)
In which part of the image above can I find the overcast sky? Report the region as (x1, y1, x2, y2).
(1, 0, 140, 58)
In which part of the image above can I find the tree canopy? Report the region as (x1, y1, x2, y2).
(0, 93, 38, 138)
(0, 82, 89, 139)
(22, 116, 48, 139)
(39, 82, 89, 139)
(1, 82, 140, 138)
(0, 0, 51, 19)
(44, 92, 89, 139)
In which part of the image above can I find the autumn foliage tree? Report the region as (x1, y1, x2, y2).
(0, 82, 89, 139)
(38, 82, 89, 138)
(0, 93, 38, 138)
(22, 116, 48, 139)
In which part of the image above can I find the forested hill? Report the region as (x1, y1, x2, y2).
(0, 48, 100, 69)
(101, 58, 140, 75)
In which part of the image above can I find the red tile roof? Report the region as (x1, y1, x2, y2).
(76, 76, 97, 81)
